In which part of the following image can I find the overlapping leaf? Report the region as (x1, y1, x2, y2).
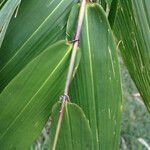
(93, 0, 111, 9)
(108, 0, 118, 28)
(0, 0, 21, 47)
(0, 0, 77, 92)
(67, 3, 122, 150)
(93, 0, 118, 28)
(50, 102, 93, 150)
(94, 0, 113, 9)
(114, 0, 150, 112)
(0, 40, 81, 150)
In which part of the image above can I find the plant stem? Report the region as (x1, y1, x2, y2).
(52, 0, 86, 149)
(64, 1, 86, 96)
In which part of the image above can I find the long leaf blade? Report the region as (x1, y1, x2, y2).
(67, 3, 122, 150)
(0, 40, 73, 150)
(114, 0, 150, 111)
(0, 0, 77, 92)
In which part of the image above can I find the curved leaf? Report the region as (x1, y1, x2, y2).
(94, 0, 113, 10)
(0, 0, 21, 47)
(93, 0, 118, 28)
(49, 102, 93, 150)
(93, 0, 106, 10)
(0, 0, 77, 92)
(0, 40, 74, 150)
(114, 0, 150, 112)
(67, 3, 122, 150)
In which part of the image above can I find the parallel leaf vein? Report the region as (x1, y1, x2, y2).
(0, 47, 71, 140)
(85, 9, 99, 147)
(0, 0, 65, 73)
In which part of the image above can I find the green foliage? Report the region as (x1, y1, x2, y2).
(108, 0, 118, 28)
(0, 0, 77, 92)
(120, 62, 150, 150)
(67, 3, 122, 150)
(114, 0, 150, 112)
(30, 57, 150, 150)
(93, 0, 118, 28)
(0, 0, 149, 149)
(94, 0, 112, 9)
(0, 41, 79, 150)
(50, 102, 93, 150)
(0, 0, 21, 47)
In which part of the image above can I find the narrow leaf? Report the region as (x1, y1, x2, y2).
(50, 102, 93, 150)
(108, 0, 118, 28)
(0, 0, 21, 47)
(68, 3, 123, 150)
(0, 0, 77, 92)
(114, 0, 150, 111)
(0, 40, 76, 150)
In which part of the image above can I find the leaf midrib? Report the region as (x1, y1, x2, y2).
(85, 7, 99, 149)
(0, 47, 71, 140)
(0, 0, 65, 73)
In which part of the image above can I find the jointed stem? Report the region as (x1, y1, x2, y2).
(52, 0, 86, 149)
(64, 0, 86, 96)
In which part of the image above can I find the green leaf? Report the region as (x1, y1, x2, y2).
(108, 0, 118, 28)
(0, 0, 77, 92)
(114, 0, 150, 112)
(93, 0, 113, 10)
(96, 0, 119, 28)
(106, 0, 113, 6)
(0, 0, 21, 47)
(49, 102, 93, 150)
(0, 40, 76, 150)
(67, 3, 123, 150)
(0, 0, 6, 8)
(81, 0, 118, 28)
